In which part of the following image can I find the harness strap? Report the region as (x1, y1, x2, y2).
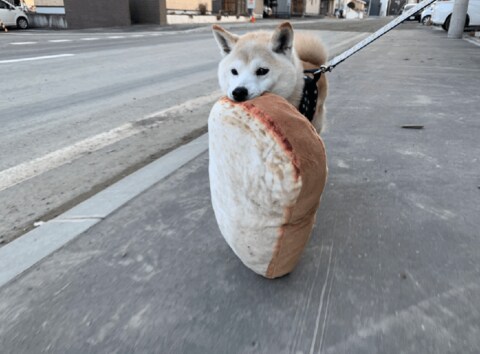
(298, 69, 324, 122)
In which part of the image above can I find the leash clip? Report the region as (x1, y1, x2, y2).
(314, 65, 333, 75)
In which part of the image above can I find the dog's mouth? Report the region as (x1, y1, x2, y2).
(230, 96, 248, 102)
(229, 88, 261, 102)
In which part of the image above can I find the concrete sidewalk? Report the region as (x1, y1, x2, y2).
(1, 26, 480, 353)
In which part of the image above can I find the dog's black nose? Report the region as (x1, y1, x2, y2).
(232, 87, 248, 102)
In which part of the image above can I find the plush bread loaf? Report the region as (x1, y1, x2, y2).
(208, 93, 328, 279)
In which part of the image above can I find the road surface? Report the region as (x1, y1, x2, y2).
(0, 19, 391, 245)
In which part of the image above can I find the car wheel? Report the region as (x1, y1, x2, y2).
(17, 17, 28, 30)
(442, 15, 451, 31)
(442, 14, 469, 31)
(422, 15, 431, 25)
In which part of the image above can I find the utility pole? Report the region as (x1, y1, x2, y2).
(447, 0, 469, 38)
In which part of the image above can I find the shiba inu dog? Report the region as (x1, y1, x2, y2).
(212, 22, 328, 133)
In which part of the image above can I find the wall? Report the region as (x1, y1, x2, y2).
(167, 14, 249, 22)
(254, 0, 263, 15)
(28, 13, 67, 28)
(305, 0, 320, 15)
(129, 0, 166, 24)
(167, 0, 211, 11)
(276, 0, 291, 17)
(63, 0, 131, 28)
(24, 0, 64, 6)
(328, 0, 335, 14)
(344, 6, 363, 18)
(387, 0, 406, 15)
(369, 0, 381, 15)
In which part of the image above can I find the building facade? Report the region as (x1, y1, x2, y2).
(296, 0, 335, 16)
(167, 0, 212, 12)
(18, 0, 376, 29)
(130, 0, 167, 24)
(63, 0, 131, 28)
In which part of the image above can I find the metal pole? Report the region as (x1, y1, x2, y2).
(447, 0, 469, 38)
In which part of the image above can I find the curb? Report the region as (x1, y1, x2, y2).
(0, 134, 208, 288)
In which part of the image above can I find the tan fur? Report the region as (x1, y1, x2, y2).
(213, 22, 328, 133)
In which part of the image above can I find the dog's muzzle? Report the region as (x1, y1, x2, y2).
(232, 87, 248, 102)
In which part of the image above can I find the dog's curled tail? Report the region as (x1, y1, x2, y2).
(294, 34, 328, 67)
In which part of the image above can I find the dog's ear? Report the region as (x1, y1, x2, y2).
(271, 22, 294, 55)
(212, 25, 239, 56)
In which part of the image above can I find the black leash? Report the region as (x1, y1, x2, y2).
(299, 0, 437, 121)
(305, 0, 437, 77)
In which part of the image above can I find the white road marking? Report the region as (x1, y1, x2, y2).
(48, 39, 73, 43)
(108, 36, 126, 39)
(464, 37, 480, 47)
(143, 91, 220, 119)
(80, 37, 100, 41)
(324, 282, 480, 353)
(327, 32, 370, 54)
(0, 54, 74, 64)
(130, 34, 145, 38)
(309, 245, 334, 354)
(10, 41, 37, 45)
(0, 91, 221, 192)
(0, 124, 136, 193)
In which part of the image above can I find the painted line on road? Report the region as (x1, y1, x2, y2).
(464, 37, 480, 47)
(10, 41, 37, 45)
(80, 37, 100, 41)
(0, 91, 221, 192)
(0, 124, 138, 193)
(327, 32, 370, 56)
(108, 36, 126, 39)
(0, 53, 74, 64)
(0, 133, 209, 288)
(143, 91, 220, 119)
(48, 39, 73, 43)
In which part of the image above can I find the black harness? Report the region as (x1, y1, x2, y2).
(298, 71, 322, 122)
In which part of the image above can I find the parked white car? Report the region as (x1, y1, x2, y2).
(400, 3, 421, 21)
(432, 0, 480, 31)
(420, 2, 435, 25)
(0, 0, 28, 29)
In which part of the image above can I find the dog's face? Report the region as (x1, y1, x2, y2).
(212, 22, 300, 102)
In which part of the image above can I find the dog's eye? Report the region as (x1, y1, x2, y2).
(256, 68, 269, 76)
(231, 69, 238, 75)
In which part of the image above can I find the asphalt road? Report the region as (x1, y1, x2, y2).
(0, 18, 393, 245)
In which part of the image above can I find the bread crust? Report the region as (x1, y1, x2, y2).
(209, 94, 328, 278)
